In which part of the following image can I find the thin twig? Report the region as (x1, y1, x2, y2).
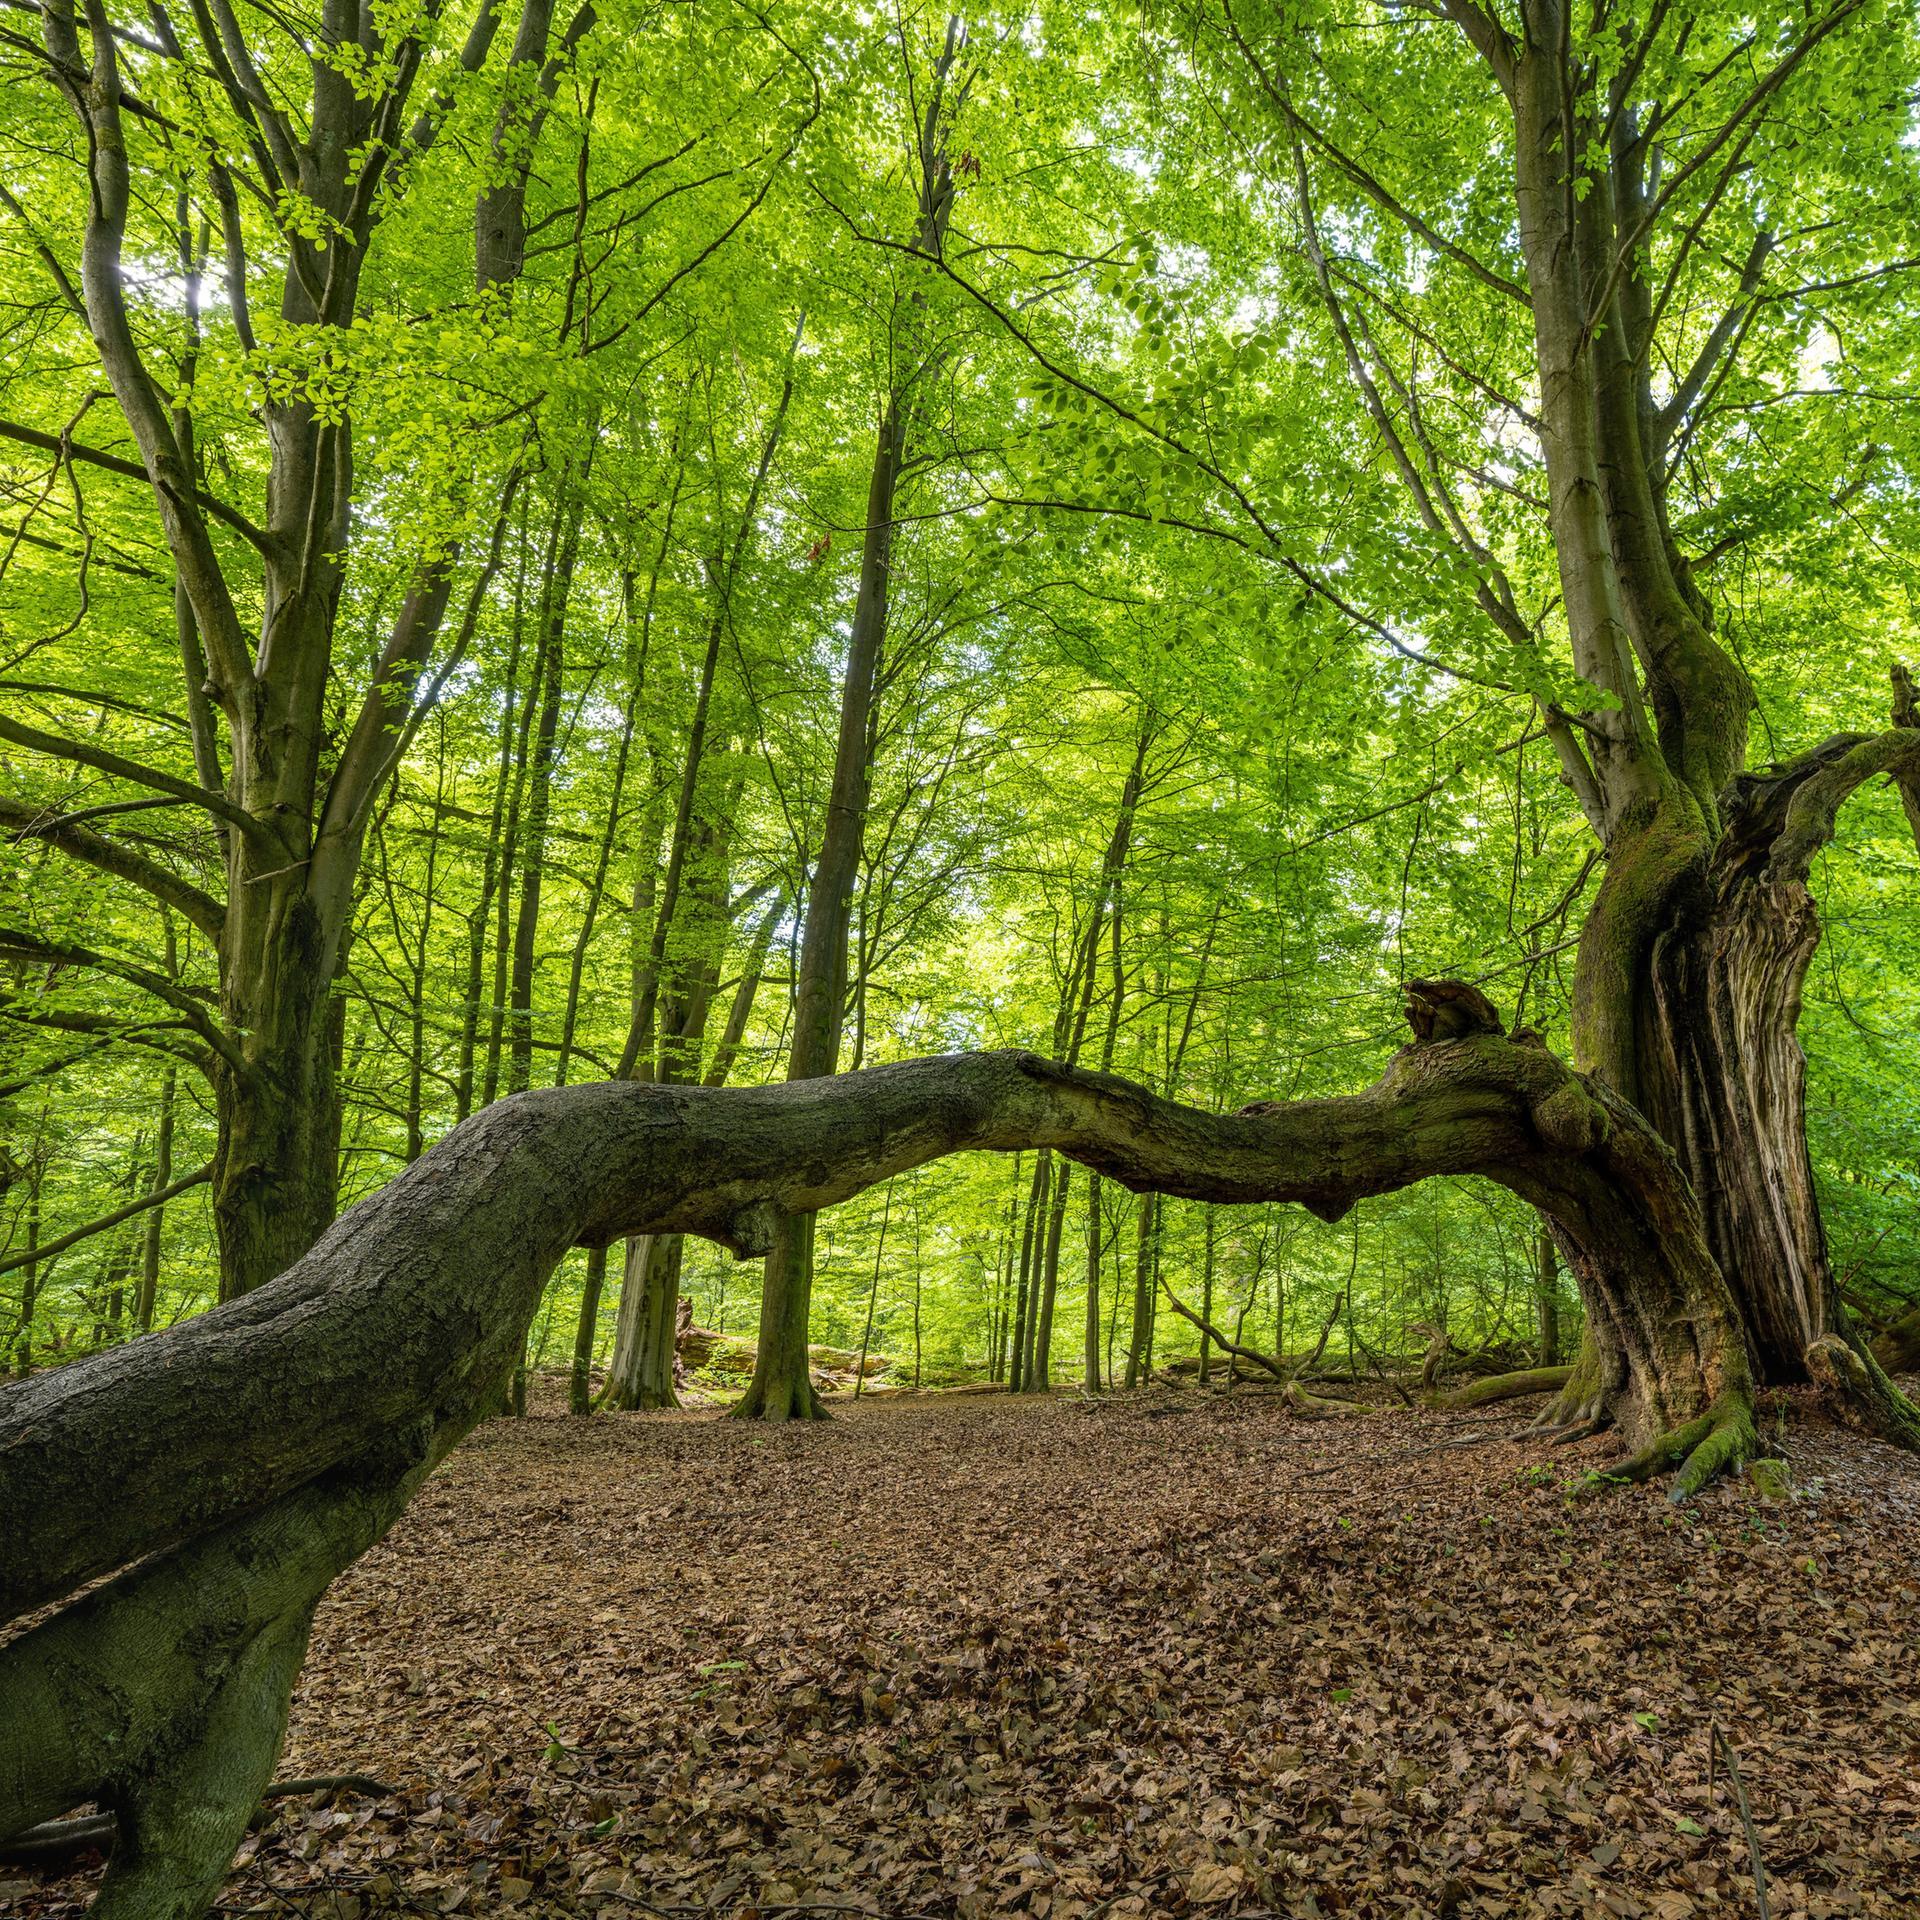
(1710, 1719, 1774, 1919)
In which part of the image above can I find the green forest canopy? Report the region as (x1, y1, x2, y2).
(2, 0, 1918, 1395)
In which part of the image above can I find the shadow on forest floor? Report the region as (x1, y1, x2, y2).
(10, 1383, 1920, 1920)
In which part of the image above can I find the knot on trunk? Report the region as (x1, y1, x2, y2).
(1893, 661, 1917, 730)
(1403, 978, 1504, 1043)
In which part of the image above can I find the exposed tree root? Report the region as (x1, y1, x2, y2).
(1534, 1332, 1612, 1433)
(1429, 1365, 1573, 1411)
(1598, 1394, 1759, 1503)
(727, 1375, 829, 1421)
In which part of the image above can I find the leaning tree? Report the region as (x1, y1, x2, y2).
(1, 987, 1766, 1916)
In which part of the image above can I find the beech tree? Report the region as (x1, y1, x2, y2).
(736, 18, 973, 1417)
(0, 0, 806, 1297)
(1188, 0, 1920, 1445)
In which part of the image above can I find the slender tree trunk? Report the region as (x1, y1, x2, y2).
(1030, 1159, 1071, 1389)
(133, 1065, 177, 1336)
(910, 1200, 923, 1386)
(1198, 1211, 1216, 1385)
(1535, 1226, 1560, 1368)
(736, 43, 968, 1420)
(854, 1178, 893, 1397)
(1083, 1176, 1106, 1392)
(1125, 1193, 1158, 1388)
(736, 389, 906, 1419)
(12, 1172, 40, 1375)
(456, 539, 529, 1123)
(1009, 1150, 1048, 1394)
(506, 488, 583, 1097)
(399, 752, 448, 1162)
(483, 553, 544, 1110)
(569, 1245, 608, 1415)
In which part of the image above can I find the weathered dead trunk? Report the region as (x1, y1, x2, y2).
(1646, 866, 1828, 1379)
(1554, 726, 1920, 1446)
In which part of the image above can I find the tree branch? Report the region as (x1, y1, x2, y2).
(0, 796, 225, 939)
(0, 1163, 211, 1278)
(1223, 5, 1529, 304)
(0, 712, 267, 847)
(0, 1003, 213, 1075)
(0, 928, 243, 1073)
(1654, 229, 1774, 456)
(0, 418, 271, 556)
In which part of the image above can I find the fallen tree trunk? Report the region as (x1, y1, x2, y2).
(1872, 1301, 1920, 1376)
(1429, 1365, 1575, 1411)
(0, 997, 1760, 1915)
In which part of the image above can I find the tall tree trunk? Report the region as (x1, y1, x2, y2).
(735, 410, 904, 1419)
(1029, 1159, 1071, 1389)
(134, 1034, 178, 1334)
(569, 1245, 608, 1415)
(1125, 1193, 1158, 1388)
(484, 546, 545, 1110)
(1198, 1211, 1216, 1386)
(735, 33, 965, 1419)
(854, 1178, 893, 1398)
(1008, 1150, 1047, 1394)
(455, 528, 530, 1124)
(12, 1167, 41, 1376)
(506, 485, 585, 1097)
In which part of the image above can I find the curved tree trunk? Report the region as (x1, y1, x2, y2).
(2, 998, 1768, 1919)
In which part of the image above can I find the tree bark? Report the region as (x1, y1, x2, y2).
(0, 995, 1773, 1915)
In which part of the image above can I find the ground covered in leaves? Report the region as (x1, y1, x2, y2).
(12, 1385, 1920, 1919)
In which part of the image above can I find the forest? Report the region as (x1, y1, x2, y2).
(2, 0, 1919, 1912)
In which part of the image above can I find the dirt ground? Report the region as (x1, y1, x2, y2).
(11, 1385, 1920, 1919)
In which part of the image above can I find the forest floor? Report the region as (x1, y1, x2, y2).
(11, 1383, 1920, 1920)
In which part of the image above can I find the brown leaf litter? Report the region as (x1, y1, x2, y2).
(9, 1383, 1920, 1920)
